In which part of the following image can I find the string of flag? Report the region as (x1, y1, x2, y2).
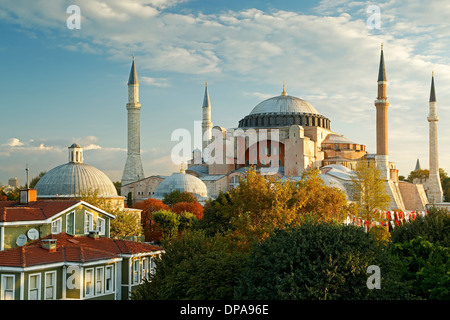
(344, 209, 429, 232)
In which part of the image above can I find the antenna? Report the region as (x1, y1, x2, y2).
(26, 165, 30, 189)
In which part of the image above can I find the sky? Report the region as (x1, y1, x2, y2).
(1, 0, 450, 186)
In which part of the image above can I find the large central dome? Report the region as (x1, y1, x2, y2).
(238, 85, 330, 129)
(249, 94, 320, 116)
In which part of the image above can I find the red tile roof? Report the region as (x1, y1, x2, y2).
(0, 200, 81, 222)
(0, 233, 163, 268)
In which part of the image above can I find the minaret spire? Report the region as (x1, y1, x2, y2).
(201, 82, 213, 157)
(374, 43, 390, 180)
(427, 71, 443, 203)
(122, 55, 145, 187)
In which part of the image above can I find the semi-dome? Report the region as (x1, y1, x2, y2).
(238, 85, 330, 129)
(35, 144, 118, 198)
(153, 169, 208, 201)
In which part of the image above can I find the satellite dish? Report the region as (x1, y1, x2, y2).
(27, 228, 39, 240)
(16, 234, 27, 247)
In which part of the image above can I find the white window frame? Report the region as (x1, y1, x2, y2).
(133, 259, 140, 284)
(84, 211, 94, 234)
(95, 267, 104, 295)
(150, 257, 156, 275)
(84, 268, 94, 298)
(28, 273, 41, 300)
(51, 218, 62, 234)
(44, 271, 57, 300)
(142, 258, 148, 280)
(1, 275, 15, 300)
(66, 211, 75, 235)
(97, 217, 106, 235)
(105, 265, 114, 294)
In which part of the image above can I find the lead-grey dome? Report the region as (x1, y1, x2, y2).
(35, 144, 118, 198)
(238, 87, 330, 129)
(153, 171, 208, 201)
(249, 94, 320, 116)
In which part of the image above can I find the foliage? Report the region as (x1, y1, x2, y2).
(234, 221, 410, 300)
(195, 168, 349, 249)
(368, 225, 391, 246)
(29, 171, 47, 189)
(193, 192, 234, 237)
(390, 237, 449, 299)
(110, 210, 143, 238)
(350, 160, 391, 221)
(152, 210, 181, 240)
(0, 187, 19, 201)
(390, 207, 450, 247)
(131, 230, 248, 300)
(134, 198, 169, 242)
(76, 189, 142, 238)
(163, 190, 197, 206)
(171, 201, 204, 219)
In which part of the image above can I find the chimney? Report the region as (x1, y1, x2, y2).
(20, 189, 37, 204)
(89, 230, 100, 239)
(42, 239, 57, 252)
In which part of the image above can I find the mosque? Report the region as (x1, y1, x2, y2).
(30, 45, 441, 213)
(121, 45, 442, 211)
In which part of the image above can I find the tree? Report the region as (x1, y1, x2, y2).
(163, 190, 197, 206)
(171, 201, 204, 219)
(196, 168, 350, 248)
(134, 198, 169, 242)
(390, 237, 449, 299)
(350, 160, 391, 221)
(234, 221, 411, 300)
(390, 207, 450, 248)
(131, 230, 248, 300)
(29, 171, 46, 189)
(152, 210, 181, 240)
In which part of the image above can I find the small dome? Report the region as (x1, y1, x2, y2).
(153, 172, 208, 200)
(35, 144, 117, 198)
(249, 94, 320, 116)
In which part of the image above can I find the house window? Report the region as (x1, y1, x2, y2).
(51, 218, 62, 234)
(142, 258, 148, 280)
(150, 258, 156, 275)
(97, 217, 106, 235)
(133, 260, 140, 284)
(84, 212, 94, 234)
(85, 268, 94, 297)
(66, 211, 75, 234)
(44, 271, 56, 300)
(95, 267, 104, 295)
(1, 275, 15, 300)
(105, 266, 113, 293)
(28, 273, 41, 300)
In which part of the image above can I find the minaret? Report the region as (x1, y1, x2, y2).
(202, 82, 213, 154)
(427, 72, 443, 203)
(121, 55, 145, 186)
(374, 44, 390, 180)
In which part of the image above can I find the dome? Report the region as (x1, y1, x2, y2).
(153, 171, 208, 201)
(238, 86, 330, 130)
(249, 94, 320, 116)
(35, 144, 118, 198)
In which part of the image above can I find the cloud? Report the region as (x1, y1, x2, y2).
(3, 138, 24, 147)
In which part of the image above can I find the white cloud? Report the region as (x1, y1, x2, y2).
(4, 138, 24, 147)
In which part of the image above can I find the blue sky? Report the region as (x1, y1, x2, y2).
(1, 0, 450, 185)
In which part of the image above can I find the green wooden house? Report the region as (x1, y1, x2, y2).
(0, 189, 163, 300)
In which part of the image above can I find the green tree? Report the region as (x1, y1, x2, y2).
(350, 160, 391, 221)
(29, 171, 46, 189)
(390, 237, 449, 299)
(152, 210, 181, 239)
(234, 221, 410, 300)
(390, 207, 450, 247)
(162, 190, 197, 206)
(131, 230, 248, 300)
